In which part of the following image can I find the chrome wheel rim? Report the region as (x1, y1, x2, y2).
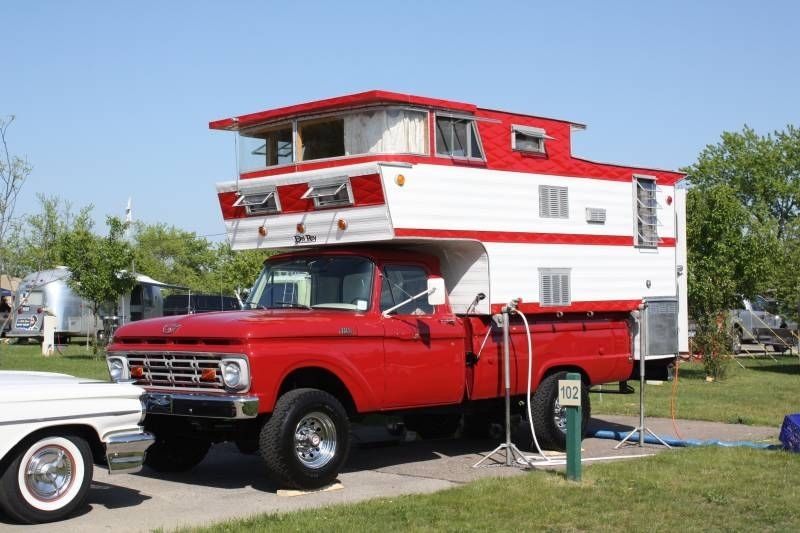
(294, 411, 337, 469)
(553, 398, 567, 433)
(25, 445, 75, 501)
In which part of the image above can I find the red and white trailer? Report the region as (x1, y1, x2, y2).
(107, 90, 687, 489)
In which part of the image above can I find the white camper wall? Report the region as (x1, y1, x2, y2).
(383, 164, 679, 309)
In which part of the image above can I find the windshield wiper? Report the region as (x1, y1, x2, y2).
(268, 302, 312, 310)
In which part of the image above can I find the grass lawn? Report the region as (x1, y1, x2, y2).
(177, 447, 800, 532)
(591, 355, 799, 427)
(0, 341, 110, 380)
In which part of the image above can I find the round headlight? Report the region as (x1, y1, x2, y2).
(222, 362, 241, 388)
(108, 359, 125, 381)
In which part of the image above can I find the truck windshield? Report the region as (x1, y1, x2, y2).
(245, 256, 374, 311)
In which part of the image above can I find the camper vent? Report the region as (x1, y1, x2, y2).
(233, 187, 281, 216)
(539, 268, 571, 307)
(539, 185, 569, 218)
(585, 207, 607, 224)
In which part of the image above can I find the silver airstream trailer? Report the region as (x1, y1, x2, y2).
(8, 267, 173, 342)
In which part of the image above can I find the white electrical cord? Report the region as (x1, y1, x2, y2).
(512, 309, 556, 464)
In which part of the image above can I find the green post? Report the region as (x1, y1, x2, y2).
(565, 372, 582, 482)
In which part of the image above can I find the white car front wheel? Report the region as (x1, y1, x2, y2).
(0, 434, 93, 524)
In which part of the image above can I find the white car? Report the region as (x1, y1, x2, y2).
(0, 371, 153, 524)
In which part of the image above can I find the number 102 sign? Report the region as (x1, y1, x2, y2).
(558, 379, 581, 407)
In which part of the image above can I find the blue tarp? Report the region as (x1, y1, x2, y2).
(779, 413, 800, 453)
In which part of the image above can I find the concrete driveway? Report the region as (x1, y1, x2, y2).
(0, 415, 779, 532)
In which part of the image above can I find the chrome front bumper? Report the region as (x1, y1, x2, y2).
(142, 392, 259, 419)
(105, 431, 155, 474)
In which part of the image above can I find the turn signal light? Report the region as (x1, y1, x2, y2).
(201, 368, 217, 382)
(130, 366, 144, 378)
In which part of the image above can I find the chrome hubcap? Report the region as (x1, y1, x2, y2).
(25, 445, 74, 501)
(294, 411, 337, 469)
(554, 398, 567, 432)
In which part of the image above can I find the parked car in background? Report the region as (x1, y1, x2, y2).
(162, 293, 240, 316)
(730, 295, 799, 353)
(0, 371, 153, 524)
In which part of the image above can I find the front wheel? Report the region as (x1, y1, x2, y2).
(0, 434, 93, 524)
(259, 388, 350, 490)
(517, 371, 590, 452)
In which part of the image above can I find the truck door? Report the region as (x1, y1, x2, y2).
(380, 264, 465, 408)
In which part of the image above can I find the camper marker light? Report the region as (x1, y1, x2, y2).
(337, 218, 348, 230)
(666, 195, 673, 205)
(258, 225, 267, 237)
(296, 223, 306, 234)
(395, 174, 406, 186)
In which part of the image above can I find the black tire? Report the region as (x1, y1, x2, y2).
(259, 388, 350, 490)
(517, 371, 590, 452)
(144, 434, 210, 472)
(0, 433, 93, 524)
(403, 413, 462, 439)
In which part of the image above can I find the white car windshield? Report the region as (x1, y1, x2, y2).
(245, 256, 374, 311)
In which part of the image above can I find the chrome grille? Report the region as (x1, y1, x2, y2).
(126, 352, 225, 391)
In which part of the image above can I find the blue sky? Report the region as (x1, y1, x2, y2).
(3, 0, 799, 240)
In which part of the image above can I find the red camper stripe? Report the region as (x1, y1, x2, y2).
(394, 228, 676, 247)
(219, 173, 385, 220)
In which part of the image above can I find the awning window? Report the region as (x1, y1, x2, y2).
(302, 178, 354, 208)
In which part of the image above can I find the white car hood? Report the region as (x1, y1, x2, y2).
(0, 371, 144, 405)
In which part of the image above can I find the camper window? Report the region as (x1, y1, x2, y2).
(233, 188, 281, 215)
(238, 124, 294, 172)
(435, 115, 484, 159)
(298, 117, 345, 161)
(511, 124, 548, 154)
(302, 178, 353, 208)
(634, 175, 658, 248)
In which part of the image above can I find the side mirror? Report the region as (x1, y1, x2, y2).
(427, 277, 446, 306)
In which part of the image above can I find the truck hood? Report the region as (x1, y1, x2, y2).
(112, 309, 373, 342)
(0, 371, 144, 404)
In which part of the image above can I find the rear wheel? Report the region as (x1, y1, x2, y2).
(0, 434, 92, 524)
(259, 388, 350, 490)
(517, 371, 590, 452)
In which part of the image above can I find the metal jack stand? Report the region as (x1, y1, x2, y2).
(474, 299, 535, 468)
(616, 302, 671, 449)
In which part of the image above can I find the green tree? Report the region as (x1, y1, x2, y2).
(683, 124, 800, 320)
(61, 214, 136, 345)
(208, 243, 269, 296)
(686, 184, 774, 319)
(0, 116, 32, 276)
(131, 222, 217, 291)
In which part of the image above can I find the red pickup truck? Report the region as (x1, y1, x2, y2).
(107, 247, 634, 489)
(106, 90, 685, 489)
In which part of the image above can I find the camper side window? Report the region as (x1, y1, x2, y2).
(634, 175, 658, 248)
(511, 124, 548, 154)
(435, 116, 484, 159)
